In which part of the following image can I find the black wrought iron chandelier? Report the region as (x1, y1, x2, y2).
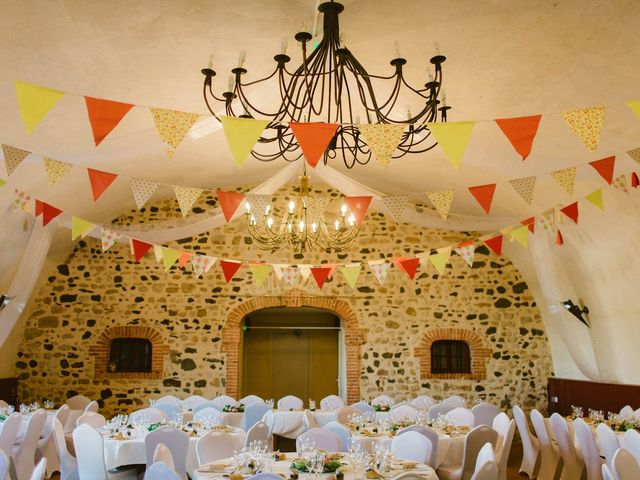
(201, 0, 450, 168)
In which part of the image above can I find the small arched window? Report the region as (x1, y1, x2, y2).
(431, 340, 471, 374)
(109, 338, 152, 373)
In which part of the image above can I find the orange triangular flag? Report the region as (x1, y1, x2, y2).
(589, 156, 615, 185)
(87, 168, 118, 201)
(555, 230, 564, 246)
(85, 97, 134, 146)
(399, 258, 420, 280)
(220, 259, 242, 283)
(468, 184, 497, 214)
(392, 256, 409, 272)
(632, 172, 640, 188)
(289, 122, 339, 168)
(310, 266, 332, 289)
(42, 202, 62, 226)
(484, 234, 503, 256)
(131, 239, 153, 262)
(34, 199, 44, 217)
(521, 217, 536, 234)
(495, 115, 541, 160)
(344, 196, 372, 224)
(178, 252, 192, 268)
(216, 190, 245, 222)
(560, 202, 579, 224)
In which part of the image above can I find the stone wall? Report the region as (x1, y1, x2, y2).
(14, 190, 553, 416)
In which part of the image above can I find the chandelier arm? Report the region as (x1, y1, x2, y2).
(202, 85, 222, 122)
(239, 66, 279, 88)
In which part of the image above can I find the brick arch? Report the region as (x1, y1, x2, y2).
(88, 326, 170, 379)
(222, 290, 364, 403)
(414, 327, 491, 380)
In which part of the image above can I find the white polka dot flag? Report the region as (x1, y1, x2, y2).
(509, 176, 537, 205)
(131, 178, 158, 210)
(381, 195, 409, 223)
(454, 240, 475, 267)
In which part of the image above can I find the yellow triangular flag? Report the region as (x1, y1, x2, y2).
(551, 167, 577, 196)
(510, 225, 530, 248)
(426, 190, 455, 220)
(340, 263, 361, 289)
(426, 121, 475, 170)
(2, 144, 31, 176)
(358, 123, 406, 168)
(153, 245, 164, 262)
(429, 247, 452, 275)
(14, 81, 64, 133)
(625, 100, 640, 119)
(249, 264, 272, 286)
(149, 108, 200, 155)
(0, 178, 5, 188)
(562, 106, 606, 152)
(162, 247, 181, 271)
(173, 185, 203, 218)
(220, 117, 270, 167)
(71, 217, 95, 240)
(585, 189, 604, 210)
(43, 157, 73, 187)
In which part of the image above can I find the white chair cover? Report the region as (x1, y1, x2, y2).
(130, 407, 169, 424)
(472, 403, 500, 427)
(390, 430, 432, 464)
(84, 400, 99, 412)
(530, 409, 562, 480)
(574, 418, 602, 480)
(55, 404, 71, 432)
(296, 428, 341, 452)
(392, 474, 433, 480)
(240, 395, 264, 406)
(0, 412, 22, 461)
(154, 401, 180, 420)
(549, 413, 585, 480)
(193, 407, 226, 425)
(153, 443, 176, 471)
(303, 410, 319, 431)
(144, 461, 181, 480)
(436, 425, 498, 480)
(277, 395, 303, 411)
(445, 396, 467, 407)
(612, 448, 640, 480)
(335, 406, 361, 425)
(390, 404, 419, 422)
(65, 395, 91, 410)
(0, 400, 8, 409)
(320, 395, 345, 411)
(446, 407, 475, 427)
(52, 418, 78, 480)
(470, 460, 499, 480)
(602, 463, 614, 480)
(619, 405, 634, 418)
(196, 431, 238, 465)
(0, 449, 8, 480)
(14, 408, 47, 480)
(492, 417, 515, 480)
(596, 423, 619, 467)
(156, 395, 181, 406)
(243, 402, 272, 432)
(193, 401, 222, 415)
(212, 395, 237, 410)
(410, 395, 435, 410)
(73, 424, 137, 480)
(323, 421, 351, 452)
(512, 406, 539, 479)
(474, 442, 496, 471)
(351, 401, 376, 415)
(145, 427, 189, 479)
(76, 411, 107, 428)
(622, 429, 640, 466)
(182, 395, 207, 411)
(371, 395, 394, 407)
(29, 458, 47, 480)
(397, 425, 439, 468)
(427, 402, 455, 422)
(248, 474, 287, 480)
(245, 421, 271, 449)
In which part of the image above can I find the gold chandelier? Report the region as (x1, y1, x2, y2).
(244, 167, 359, 253)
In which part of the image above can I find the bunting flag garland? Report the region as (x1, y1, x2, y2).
(560, 201, 579, 223)
(71, 217, 95, 240)
(84, 97, 134, 146)
(87, 168, 118, 201)
(43, 157, 73, 187)
(131, 178, 158, 210)
(585, 189, 604, 210)
(0, 179, 5, 188)
(427, 121, 475, 170)
(368, 260, 391, 284)
(483, 234, 504, 256)
(393, 256, 409, 271)
(399, 257, 420, 280)
(538, 209, 555, 232)
(216, 190, 245, 222)
(244, 194, 272, 217)
(344, 196, 372, 225)
(468, 183, 497, 214)
(153, 244, 164, 262)
(426, 189, 455, 220)
(191, 255, 217, 278)
(220, 117, 270, 167)
(454, 240, 475, 267)
(311, 266, 332, 289)
(357, 123, 406, 168)
(556, 229, 564, 246)
(161, 247, 181, 271)
(627, 147, 640, 165)
(271, 264, 286, 281)
(100, 227, 120, 251)
(34, 199, 44, 216)
(178, 252, 192, 268)
(625, 99, 640, 118)
(381, 195, 409, 223)
(41, 202, 62, 226)
(298, 265, 313, 281)
(289, 122, 340, 168)
(632, 172, 640, 188)
(130, 238, 153, 261)
(327, 264, 337, 279)
(173, 185, 203, 217)
(612, 174, 629, 194)
(2, 144, 30, 176)
(429, 247, 452, 275)
(149, 107, 200, 156)
(589, 156, 615, 185)
(219, 259, 242, 283)
(283, 266, 299, 287)
(509, 176, 537, 205)
(340, 264, 362, 289)
(249, 263, 272, 286)
(14, 81, 65, 133)
(495, 115, 542, 160)
(561, 106, 606, 152)
(510, 225, 530, 248)
(551, 167, 577, 195)
(521, 216, 535, 234)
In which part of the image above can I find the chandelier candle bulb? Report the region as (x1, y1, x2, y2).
(238, 50, 247, 68)
(267, 217, 274, 229)
(264, 205, 271, 215)
(393, 41, 401, 59)
(298, 220, 305, 232)
(245, 201, 251, 213)
(281, 37, 288, 54)
(288, 200, 295, 213)
(334, 220, 340, 231)
(312, 222, 318, 233)
(340, 204, 347, 216)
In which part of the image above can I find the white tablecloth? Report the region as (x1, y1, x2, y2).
(191, 453, 438, 480)
(103, 427, 245, 476)
(182, 411, 244, 429)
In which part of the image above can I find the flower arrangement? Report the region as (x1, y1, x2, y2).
(290, 453, 343, 473)
(223, 403, 245, 413)
(373, 403, 390, 412)
(147, 422, 160, 432)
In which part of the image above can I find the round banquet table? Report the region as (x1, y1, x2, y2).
(103, 426, 245, 476)
(191, 452, 439, 480)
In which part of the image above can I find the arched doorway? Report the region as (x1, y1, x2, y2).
(221, 292, 364, 403)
